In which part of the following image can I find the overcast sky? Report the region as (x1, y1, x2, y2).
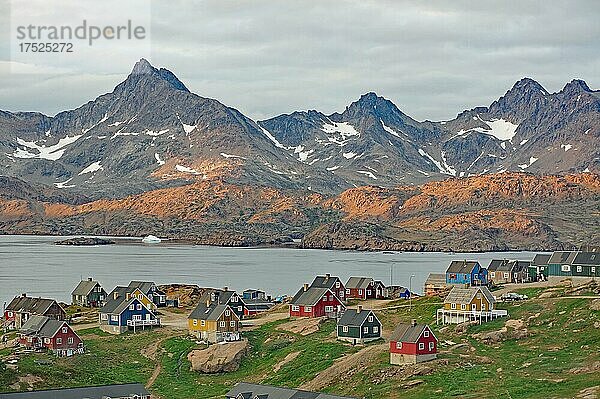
(0, 0, 598, 121)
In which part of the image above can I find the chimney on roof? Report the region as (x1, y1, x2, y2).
(411, 319, 417, 327)
(114, 291, 119, 300)
(303, 283, 309, 292)
(88, 277, 93, 281)
(223, 286, 228, 292)
(206, 299, 210, 307)
(325, 273, 331, 280)
(21, 293, 27, 298)
(126, 293, 131, 300)
(357, 305, 362, 313)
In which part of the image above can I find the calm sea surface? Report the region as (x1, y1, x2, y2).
(0, 235, 542, 307)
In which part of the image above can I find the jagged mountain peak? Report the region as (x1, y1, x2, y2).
(511, 77, 547, 93)
(124, 58, 189, 92)
(561, 79, 592, 95)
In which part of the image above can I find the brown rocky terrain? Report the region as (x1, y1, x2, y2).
(0, 172, 598, 251)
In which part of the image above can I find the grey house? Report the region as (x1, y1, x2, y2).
(226, 382, 357, 398)
(337, 306, 382, 344)
(0, 383, 150, 399)
(72, 278, 107, 307)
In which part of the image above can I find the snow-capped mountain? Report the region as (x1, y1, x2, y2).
(0, 59, 598, 199)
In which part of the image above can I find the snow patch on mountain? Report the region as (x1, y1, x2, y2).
(518, 157, 538, 169)
(13, 134, 82, 161)
(220, 153, 247, 160)
(343, 152, 358, 159)
(175, 164, 202, 175)
(78, 161, 103, 175)
(322, 121, 359, 145)
(54, 177, 75, 189)
(357, 170, 377, 180)
(259, 126, 287, 149)
(155, 153, 165, 165)
(380, 120, 401, 138)
(561, 144, 572, 152)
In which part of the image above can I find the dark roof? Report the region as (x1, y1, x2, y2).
(100, 286, 129, 314)
(128, 281, 160, 295)
(444, 286, 495, 305)
(6, 296, 60, 315)
(199, 289, 237, 305)
(424, 273, 446, 285)
(548, 251, 577, 264)
(0, 383, 149, 399)
(20, 315, 68, 338)
(188, 301, 233, 321)
(446, 260, 480, 274)
(389, 323, 432, 343)
(72, 279, 101, 296)
(487, 259, 509, 272)
(337, 308, 377, 327)
(311, 275, 341, 290)
(345, 277, 372, 290)
(532, 254, 551, 266)
(572, 251, 600, 266)
(290, 287, 331, 306)
(226, 382, 357, 399)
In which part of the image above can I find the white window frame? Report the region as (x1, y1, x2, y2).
(561, 265, 571, 272)
(304, 306, 312, 312)
(335, 282, 340, 288)
(396, 341, 402, 349)
(68, 337, 74, 344)
(7, 311, 12, 317)
(429, 342, 434, 351)
(577, 266, 582, 273)
(418, 342, 424, 350)
(101, 314, 108, 320)
(62, 327, 67, 334)
(424, 330, 429, 338)
(201, 320, 206, 327)
(461, 304, 466, 310)
(230, 321, 236, 327)
(44, 338, 50, 344)
(57, 338, 62, 344)
(111, 315, 119, 322)
(504, 272, 509, 279)
(373, 326, 379, 333)
(129, 304, 135, 311)
(219, 321, 225, 328)
(363, 326, 368, 333)
(291, 305, 300, 312)
(342, 326, 348, 333)
(238, 306, 243, 312)
(358, 289, 363, 295)
(346, 289, 350, 294)
(137, 304, 142, 311)
(451, 303, 456, 310)
(225, 310, 231, 317)
(368, 315, 373, 322)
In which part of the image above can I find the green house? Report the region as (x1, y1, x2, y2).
(529, 253, 551, 281)
(337, 307, 381, 344)
(547, 251, 600, 278)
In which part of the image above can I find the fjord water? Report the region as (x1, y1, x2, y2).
(0, 235, 540, 307)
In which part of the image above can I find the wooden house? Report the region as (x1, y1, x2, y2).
(99, 290, 159, 334)
(0, 383, 151, 399)
(310, 274, 347, 302)
(289, 284, 345, 318)
(389, 320, 437, 365)
(188, 299, 240, 343)
(437, 286, 506, 324)
(445, 260, 488, 286)
(488, 259, 530, 284)
(547, 251, 600, 278)
(337, 306, 381, 344)
(529, 253, 551, 281)
(225, 382, 357, 399)
(3, 294, 66, 330)
(199, 288, 245, 319)
(126, 281, 167, 308)
(19, 315, 83, 357)
(345, 277, 387, 300)
(240, 290, 274, 317)
(424, 273, 448, 297)
(71, 278, 107, 308)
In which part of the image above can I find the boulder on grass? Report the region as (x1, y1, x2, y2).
(187, 340, 248, 373)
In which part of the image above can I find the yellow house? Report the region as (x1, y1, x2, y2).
(188, 300, 240, 343)
(128, 288, 156, 311)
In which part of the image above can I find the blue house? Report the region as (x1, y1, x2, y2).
(446, 261, 488, 286)
(99, 288, 160, 334)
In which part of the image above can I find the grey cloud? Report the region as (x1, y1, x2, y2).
(0, 0, 598, 122)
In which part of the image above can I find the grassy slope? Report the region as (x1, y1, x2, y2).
(1, 287, 598, 398)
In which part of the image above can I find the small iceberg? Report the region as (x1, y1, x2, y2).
(142, 235, 162, 244)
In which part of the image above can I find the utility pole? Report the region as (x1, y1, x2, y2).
(409, 274, 415, 311)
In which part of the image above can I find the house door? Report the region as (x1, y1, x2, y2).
(146, 314, 151, 321)
(471, 303, 476, 311)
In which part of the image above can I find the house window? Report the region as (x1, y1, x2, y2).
(359, 290, 363, 295)
(336, 282, 340, 288)
(424, 330, 429, 338)
(373, 326, 379, 334)
(129, 304, 135, 311)
(396, 342, 402, 349)
(7, 311, 12, 317)
(27, 337, 33, 343)
(363, 327, 368, 333)
(304, 306, 312, 312)
(201, 320, 206, 326)
(490, 272, 495, 278)
(368, 315, 373, 322)
(342, 326, 348, 333)
(44, 338, 50, 344)
(101, 314, 108, 320)
(238, 306, 242, 312)
(561, 265, 571, 272)
(137, 304, 142, 311)
(461, 304, 466, 310)
(219, 321, 225, 328)
(292, 305, 300, 312)
(325, 306, 333, 312)
(418, 342, 424, 350)
(111, 315, 119, 322)
(225, 310, 231, 317)
(138, 294, 143, 300)
(592, 267, 596, 273)
(68, 337, 74, 344)
(57, 338, 62, 344)
(429, 342, 434, 351)
(231, 296, 238, 302)
(230, 321, 236, 327)
(451, 303, 456, 310)
(62, 327, 67, 334)
(577, 266, 582, 273)
(367, 290, 371, 296)
(504, 273, 509, 279)
(193, 319, 198, 326)
(346, 289, 350, 294)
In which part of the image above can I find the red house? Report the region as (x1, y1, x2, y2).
(310, 274, 347, 302)
(389, 320, 437, 365)
(19, 315, 84, 357)
(345, 277, 387, 300)
(4, 294, 66, 330)
(289, 284, 345, 318)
